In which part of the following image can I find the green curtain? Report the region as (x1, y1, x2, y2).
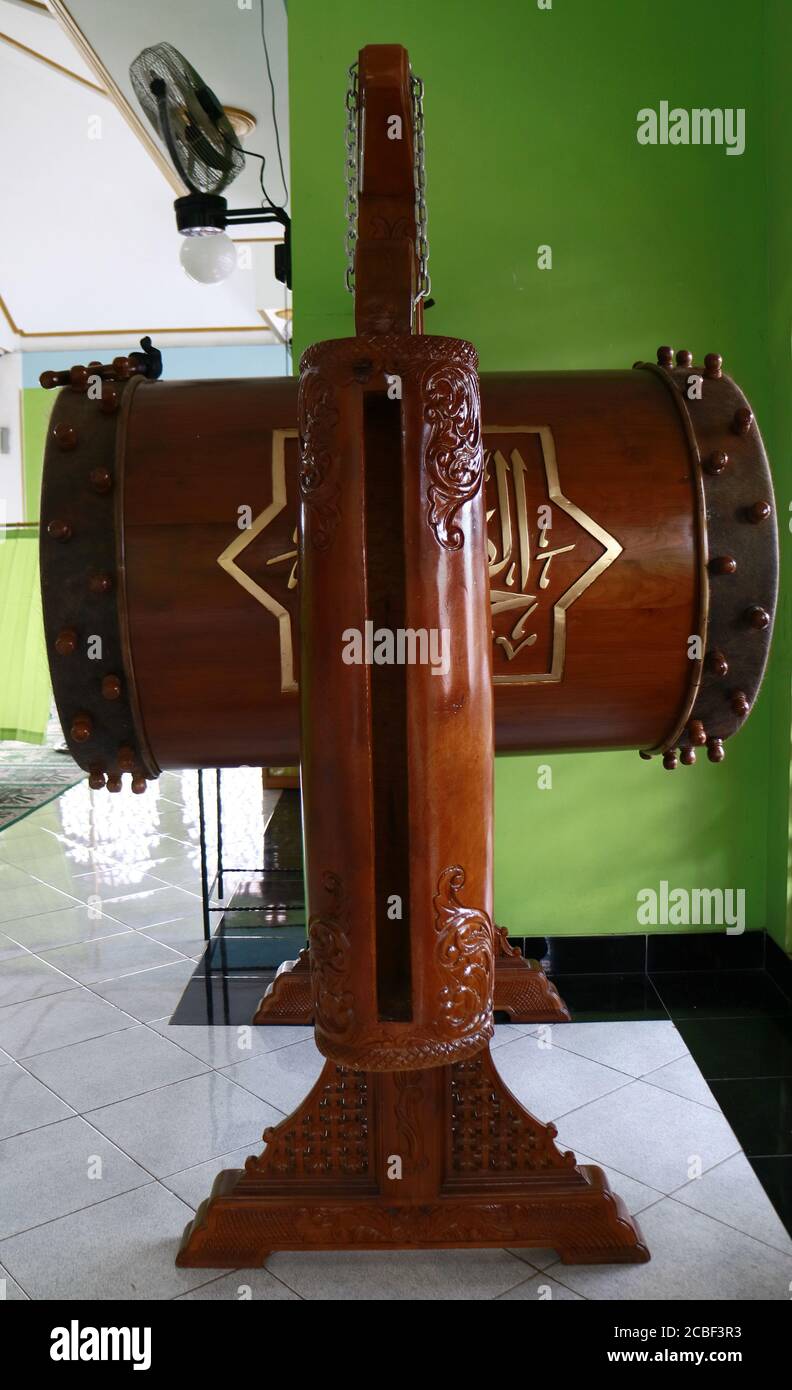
(0, 530, 51, 743)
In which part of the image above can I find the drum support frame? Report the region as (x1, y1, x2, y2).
(177, 1041, 648, 1267)
(177, 42, 647, 1271)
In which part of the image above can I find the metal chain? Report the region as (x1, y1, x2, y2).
(344, 62, 359, 293)
(410, 73, 431, 303)
(343, 61, 431, 302)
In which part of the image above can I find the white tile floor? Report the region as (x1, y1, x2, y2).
(0, 771, 791, 1300)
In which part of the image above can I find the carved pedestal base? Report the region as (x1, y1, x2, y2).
(177, 1044, 648, 1268)
(490, 926, 571, 1023)
(252, 949, 312, 1025)
(252, 928, 570, 1027)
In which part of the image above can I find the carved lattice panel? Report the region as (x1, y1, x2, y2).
(247, 1065, 372, 1180)
(449, 1053, 575, 1177)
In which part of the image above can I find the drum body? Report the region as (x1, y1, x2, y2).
(40, 359, 777, 783)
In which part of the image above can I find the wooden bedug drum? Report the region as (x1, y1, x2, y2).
(39, 44, 777, 1269)
(40, 361, 776, 775)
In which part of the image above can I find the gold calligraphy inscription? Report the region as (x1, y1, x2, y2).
(485, 427, 621, 684)
(217, 425, 621, 691)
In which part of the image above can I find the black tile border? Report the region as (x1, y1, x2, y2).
(707, 1077, 792, 1158)
(180, 927, 791, 1008)
(649, 969, 792, 1022)
(520, 935, 647, 975)
(748, 1156, 792, 1236)
(647, 930, 765, 973)
(765, 935, 792, 1005)
(509, 929, 770, 974)
(546, 971, 668, 1022)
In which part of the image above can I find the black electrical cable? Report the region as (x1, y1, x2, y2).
(260, 0, 289, 208)
(217, 2, 289, 217)
(222, 133, 286, 218)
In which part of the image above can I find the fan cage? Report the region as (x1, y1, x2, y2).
(130, 42, 244, 195)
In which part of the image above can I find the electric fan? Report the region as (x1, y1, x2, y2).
(129, 42, 291, 286)
(130, 43, 243, 196)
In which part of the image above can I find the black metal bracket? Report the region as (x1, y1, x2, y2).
(174, 194, 292, 288)
(151, 78, 292, 289)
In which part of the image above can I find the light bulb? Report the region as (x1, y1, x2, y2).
(179, 232, 237, 284)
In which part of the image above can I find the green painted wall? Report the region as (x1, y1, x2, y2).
(0, 530, 51, 744)
(21, 388, 54, 523)
(764, 0, 792, 952)
(0, 392, 55, 744)
(288, 0, 778, 938)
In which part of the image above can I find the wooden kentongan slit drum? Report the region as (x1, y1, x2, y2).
(297, 332, 494, 1068)
(41, 351, 777, 784)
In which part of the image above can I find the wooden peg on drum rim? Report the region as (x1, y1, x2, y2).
(745, 605, 771, 630)
(54, 628, 78, 656)
(40, 370, 67, 390)
(117, 746, 136, 773)
(70, 713, 93, 744)
(707, 737, 725, 763)
(704, 450, 729, 475)
(39, 339, 162, 392)
(53, 423, 78, 451)
(732, 407, 753, 435)
(88, 571, 113, 595)
(89, 467, 113, 495)
(746, 499, 771, 523)
(709, 554, 737, 575)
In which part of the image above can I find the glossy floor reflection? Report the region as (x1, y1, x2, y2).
(169, 787, 305, 1020)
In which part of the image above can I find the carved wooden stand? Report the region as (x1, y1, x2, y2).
(253, 927, 570, 1026)
(177, 1042, 647, 1266)
(178, 43, 648, 1271)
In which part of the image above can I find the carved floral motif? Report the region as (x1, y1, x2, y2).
(310, 863, 494, 1071)
(494, 922, 522, 958)
(434, 865, 494, 1035)
(421, 363, 484, 550)
(298, 335, 484, 552)
(308, 872, 355, 1039)
(393, 1071, 430, 1173)
(298, 368, 341, 549)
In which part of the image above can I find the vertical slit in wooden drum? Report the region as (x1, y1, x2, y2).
(363, 392, 412, 1022)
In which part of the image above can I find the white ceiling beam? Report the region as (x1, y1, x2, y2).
(1, 1, 53, 18)
(0, 26, 105, 92)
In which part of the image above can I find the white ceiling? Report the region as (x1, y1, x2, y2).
(0, 0, 290, 346)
